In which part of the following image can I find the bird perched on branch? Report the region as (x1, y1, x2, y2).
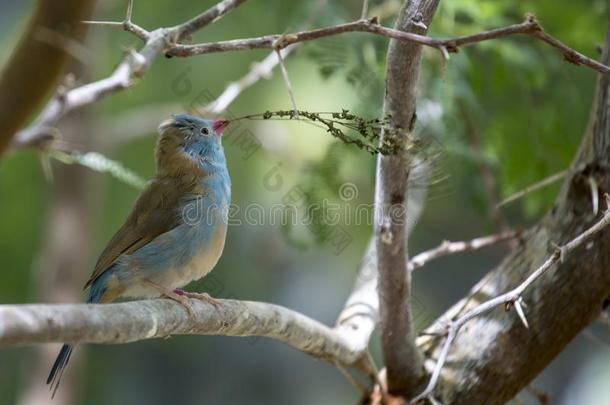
(47, 114, 231, 396)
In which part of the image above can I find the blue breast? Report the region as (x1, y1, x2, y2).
(129, 170, 230, 274)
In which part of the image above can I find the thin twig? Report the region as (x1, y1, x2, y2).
(126, 0, 134, 22)
(409, 230, 520, 271)
(168, 18, 538, 56)
(412, 197, 610, 403)
(199, 0, 325, 116)
(12, 0, 246, 150)
(82, 21, 123, 27)
(121, 0, 149, 40)
(172, 0, 250, 40)
(200, 45, 298, 115)
(166, 16, 610, 77)
(82, 0, 148, 40)
(274, 48, 299, 117)
(14, 12, 610, 150)
(361, 0, 370, 20)
(497, 170, 569, 208)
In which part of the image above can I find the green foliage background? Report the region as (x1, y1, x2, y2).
(0, 1, 608, 404)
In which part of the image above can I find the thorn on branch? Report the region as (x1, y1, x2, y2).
(439, 46, 450, 61)
(514, 298, 529, 329)
(126, 0, 134, 22)
(411, 12, 427, 30)
(39, 153, 54, 183)
(588, 176, 599, 215)
(81, 0, 148, 40)
(416, 206, 610, 399)
(82, 20, 123, 27)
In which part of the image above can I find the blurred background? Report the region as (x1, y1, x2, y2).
(1, 0, 609, 404)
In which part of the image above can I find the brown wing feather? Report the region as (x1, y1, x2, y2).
(84, 178, 185, 289)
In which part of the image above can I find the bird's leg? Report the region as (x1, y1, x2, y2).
(144, 280, 197, 318)
(174, 289, 221, 308)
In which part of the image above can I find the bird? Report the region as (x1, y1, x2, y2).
(47, 114, 232, 396)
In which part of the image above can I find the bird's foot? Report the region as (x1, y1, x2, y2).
(143, 280, 197, 319)
(162, 289, 197, 319)
(174, 289, 221, 308)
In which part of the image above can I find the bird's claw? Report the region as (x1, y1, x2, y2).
(174, 289, 221, 308)
(163, 290, 197, 319)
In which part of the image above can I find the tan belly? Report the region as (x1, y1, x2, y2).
(121, 225, 227, 299)
(174, 225, 227, 287)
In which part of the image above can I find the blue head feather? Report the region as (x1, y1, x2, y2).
(156, 114, 229, 176)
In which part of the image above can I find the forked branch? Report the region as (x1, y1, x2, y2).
(413, 198, 610, 403)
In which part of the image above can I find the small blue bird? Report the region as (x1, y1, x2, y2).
(47, 114, 231, 396)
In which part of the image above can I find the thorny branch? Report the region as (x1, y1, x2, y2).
(412, 198, 610, 403)
(409, 230, 520, 271)
(200, 45, 298, 116)
(167, 16, 610, 77)
(11, 0, 250, 150)
(3, 0, 610, 402)
(11, 7, 610, 151)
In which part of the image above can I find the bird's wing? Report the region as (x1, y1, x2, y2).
(84, 178, 185, 289)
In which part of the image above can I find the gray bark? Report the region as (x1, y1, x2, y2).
(419, 26, 610, 404)
(375, 0, 439, 396)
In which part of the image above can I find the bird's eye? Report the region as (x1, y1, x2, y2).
(200, 127, 210, 135)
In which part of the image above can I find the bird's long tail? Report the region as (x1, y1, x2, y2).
(47, 344, 74, 398)
(47, 274, 109, 398)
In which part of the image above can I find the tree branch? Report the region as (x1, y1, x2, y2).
(374, 0, 439, 397)
(417, 25, 610, 404)
(336, 240, 379, 359)
(200, 44, 298, 115)
(10, 0, 247, 151)
(166, 16, 610, 77)
(12, 8, 610, 151)
(171, 0, 250, 41)
(413, 204, 610, 403)
(409, 230, 520, 271)
(336, 156, 433, 390)
(497, 169, 570, 208)
(335, 222, 518, 381)
(0, 298, 371, 371)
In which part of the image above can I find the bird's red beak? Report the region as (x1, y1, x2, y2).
(212, 119, 230, 135)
